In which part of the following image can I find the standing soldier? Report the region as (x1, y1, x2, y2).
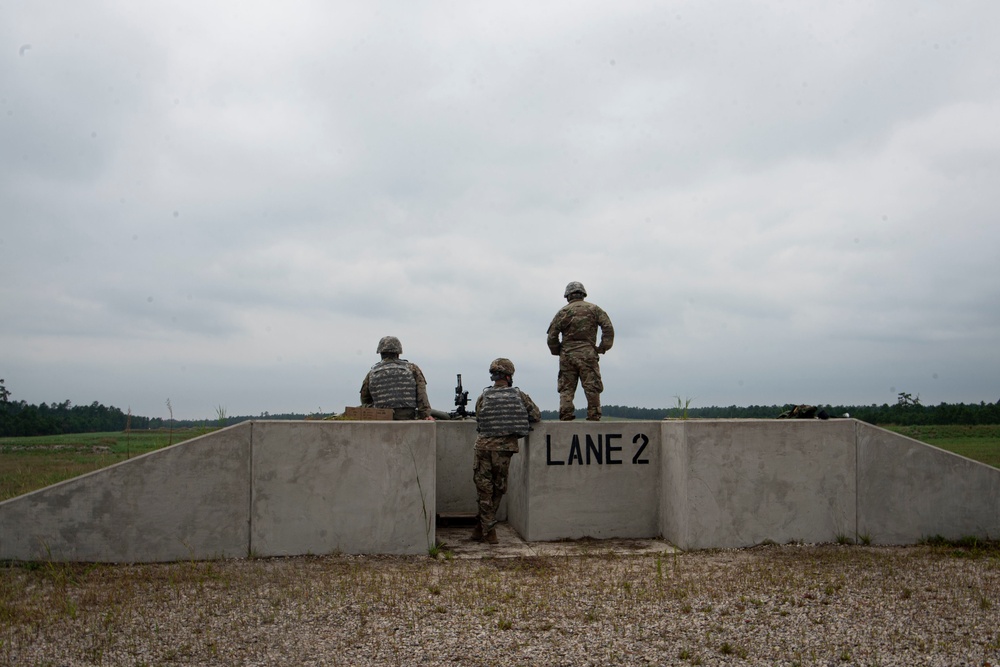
(546, 281, 614, 421)
(360, 336, 433, 420)
(472, 358, 541, 544)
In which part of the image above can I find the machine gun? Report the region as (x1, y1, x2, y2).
(449, 373, 475, 418)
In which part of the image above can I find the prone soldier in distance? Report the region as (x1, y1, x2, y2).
(471, 358, 541, 544)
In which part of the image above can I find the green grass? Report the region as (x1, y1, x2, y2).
(0, 429, 214, 501)
(881, 424, 1000, 469)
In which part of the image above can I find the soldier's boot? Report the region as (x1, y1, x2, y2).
(559, 396, 576, 421)
(484, 528, 499, 545)
(471, 523, 484, 541)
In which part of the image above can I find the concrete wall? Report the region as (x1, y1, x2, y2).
(0, 423, 252, 562)
(2, 418, 998, 562)
(508, 422, 661, 541)
(857, 422, 1000, 544)
(0, 420, 436, 562)
(434, 420, 479, 516)
(250, 421, 436, 557)
(661, 420, 857, 549)
(660, 419, 1000, 549)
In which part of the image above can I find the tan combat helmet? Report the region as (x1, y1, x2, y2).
(489, 357, 515, 377)
(376, 336, 403, 355)
(564, 281, 587, 299)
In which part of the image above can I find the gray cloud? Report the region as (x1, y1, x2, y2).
(2, 1, 999, 418)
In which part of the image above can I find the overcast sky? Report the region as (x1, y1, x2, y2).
(2, 2, 999, 420)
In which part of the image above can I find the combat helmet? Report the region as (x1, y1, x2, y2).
(564, 281, 587, 298)
(489, 357, 515, 377)
(376, 336, 403, 355)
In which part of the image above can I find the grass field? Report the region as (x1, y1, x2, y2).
(882, 424, 1000, 469)
(0, 429, 212, 502)
(1, 423, 998, 502)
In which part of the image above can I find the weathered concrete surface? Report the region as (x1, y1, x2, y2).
(434, 420, 479, 516)
(661, 420, 857, 550)
(0, 423, 252, 562)
(858, 422, 1000, 544)
(435, 522, 677, 559)
(250, 421, 435, 556)
(509, 422, 661, 541)
(2, 418, 998, 562)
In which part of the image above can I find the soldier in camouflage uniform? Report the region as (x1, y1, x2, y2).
(546, 281, 614, 421)
(472, 358, 541, 544)
(360, 336, 433, 420)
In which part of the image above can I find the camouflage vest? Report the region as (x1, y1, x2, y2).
(369, 359, 417, 409)
(476, 386, 530, 438)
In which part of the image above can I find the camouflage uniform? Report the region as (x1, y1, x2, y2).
(777, 405, 820, 419)
(360, 336, 433, 421)
(359, 361, 431, 420)
(546, 293, 614, 421)
(473, 381, 540, 538)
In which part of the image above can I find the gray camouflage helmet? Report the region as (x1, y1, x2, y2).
(376, 336, 403, 355)
(564, 281, 587, 298)
(489, 357, 515, 376)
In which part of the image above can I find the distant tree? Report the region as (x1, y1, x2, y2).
(0, 378, 10, 404)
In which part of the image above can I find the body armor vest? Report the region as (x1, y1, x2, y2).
(476, 386, 530, 438)
(369, 359, 417, 409)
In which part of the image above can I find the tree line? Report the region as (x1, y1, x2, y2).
(3, 378, 999, 437)
(0, 397, 143, 437)
(544, 399, 1000, 425)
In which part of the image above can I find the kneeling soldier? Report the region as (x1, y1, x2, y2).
(472, 358, 541, 544)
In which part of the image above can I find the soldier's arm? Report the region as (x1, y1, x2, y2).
(520, 391, 542, 423)
(475, 392, 485, 415)
(360, 373, 374, 407)
(546, 311, 564, 355)
(411, 364, 432, 419)
(596, 307, 615, 353)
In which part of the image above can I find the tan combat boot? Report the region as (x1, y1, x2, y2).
(484, 528, 498, 544)
(471, 524, 483, 541)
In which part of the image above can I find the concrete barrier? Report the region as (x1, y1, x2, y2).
(249, 420, 436, 557)
(660, 420, 1000, 549)
(0, 422, 252, 562)
(434, 420, 479, 516)
(857, 422, 1000, 544)
(508, 422, 661, 541)
(0, 420, 436, 562)
(661, 419, 857, 549)
(1, 418, 998, 561)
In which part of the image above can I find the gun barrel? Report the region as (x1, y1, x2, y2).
(452, 373, 473, 417)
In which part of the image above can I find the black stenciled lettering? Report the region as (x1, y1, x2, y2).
(568, 434, 583, 465)
(546, 434, 564, 465)
(605, 433, 623, 464)
(585, 434, 602, 465)
(632, 433, 649, 464)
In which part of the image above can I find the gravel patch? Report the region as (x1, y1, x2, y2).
(3, 543, 999, 666)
